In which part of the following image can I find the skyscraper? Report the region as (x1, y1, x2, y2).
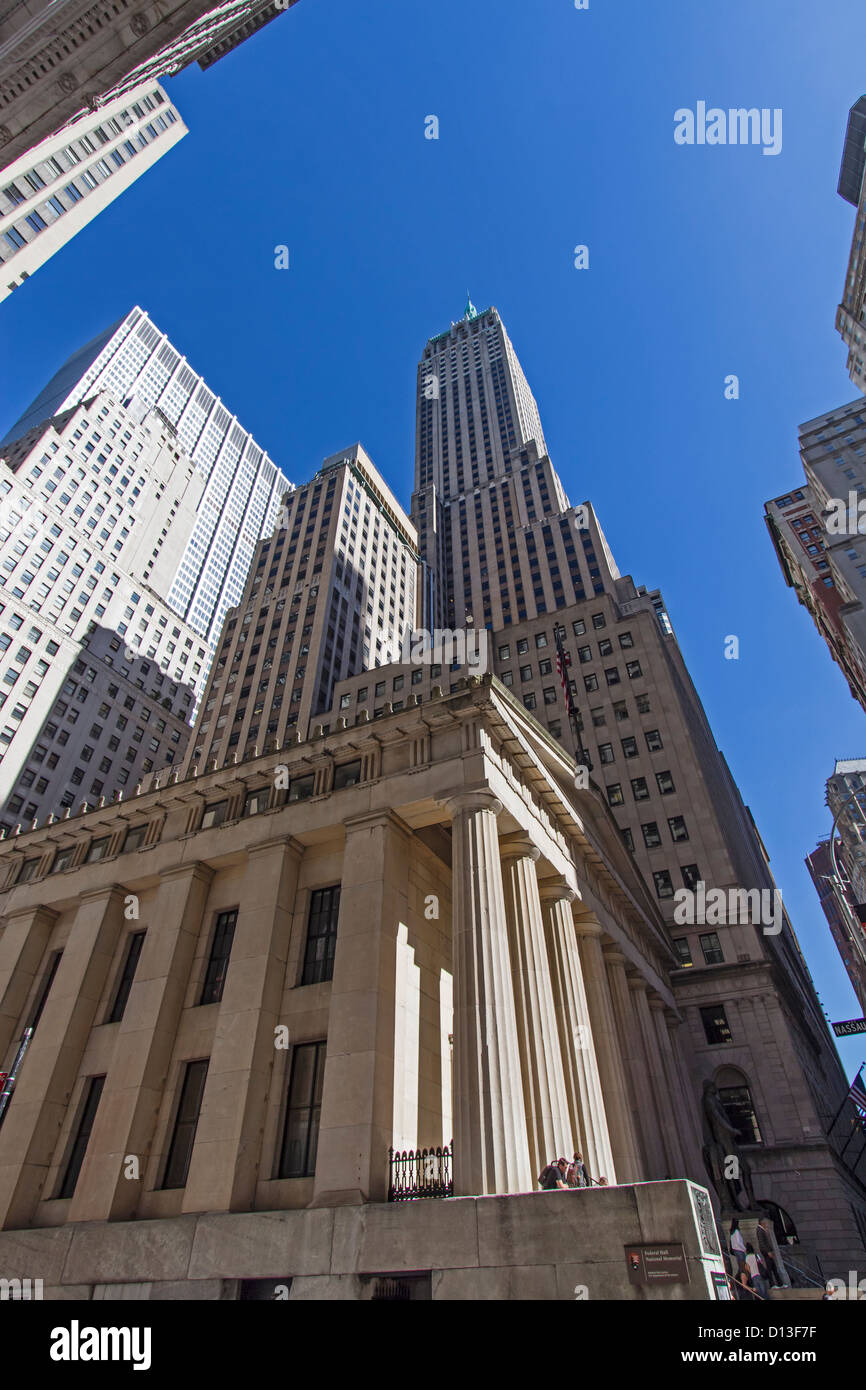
(805, 835, 866, 1018)
(765, 398, 866, 714)
(405, 303, 866, 1267)
(0, 0, 303, 173)
(0, 388, 212, 827)
(2, 307, 292, 648)
(0, 83, 185, 303)
(184, 443, 418, 771)
(836, 96, 866, 393)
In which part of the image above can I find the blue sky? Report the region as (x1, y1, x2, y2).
(2, 0, 866, 1076)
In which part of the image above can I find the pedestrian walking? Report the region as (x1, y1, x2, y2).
(757, 1217, 784, 1288)
(745, 1244, 768, 1300)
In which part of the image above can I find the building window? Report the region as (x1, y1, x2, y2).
(162, 1060, 209, 1188)
(122, 823, 148, 852)
(668, 815, 689, 842)
(606, 783, 624, 807)
(108, 931, 145, 1023)
(621, 827, 634, 852)
(631, 777, 649, 801)
(699, 932, 725, 965)
(681, 863, 701, 890)
(700, 1005, 733, 1045)
(333, 758, 362, 790)
(653, 869, 674, 898)
(625, 661, 642, 679)
(621, 736, 637, 758)
(718, 1072, 762, 1144)
(301, 886, 341, 985)
(277, 1040, 326, 1178)
(288, 772, 316, 802)
(86, 836, 111, 863)
(641, 821, 661, 848)
(200, 909, 238, 1005)
(656, 770, 675, 795)
(52, 846, 75, 873)
(17, 856, 41, 883)
(598, 743, 614, 764)
(243, 787, 269, 817)
(673, 937, 693, 967)
(58, 1076, 105, 1198)
(201, 799, 229, 829)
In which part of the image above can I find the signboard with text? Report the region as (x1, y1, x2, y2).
(625, 1243, 690, 1286)
(832, 1018, 866, 1037)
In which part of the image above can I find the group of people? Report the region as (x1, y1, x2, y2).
(538, 1153, 608, 1190)
(728, 1217, 784, 1299)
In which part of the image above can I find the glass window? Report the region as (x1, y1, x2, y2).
(201, 799, 229, 829)
(606, 783, 624, 807)
(108, 930, 145, 1023)
(162, 1059, 209, 1188)
(700, 1005, 733, 1045)
(653, 869, 674, 898)
(333, 759, 362, 789)
(277, 1040, 326, 1178)
(301, 885, 341, 985)
(200, 909, 238, 1005)
(641, 821, 661, 848)
(673, 938, 693, 967)
(58, 1076, 105, 1198)
(699, 932, 725, 965)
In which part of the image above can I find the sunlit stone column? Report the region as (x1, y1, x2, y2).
(499, 836, 571, 1175)
(538, 880, 613, 1182)
(648, 997, 690, 1178)
(573, 914, 642, 1183)
(445, 791, 532, 1196)
(628, 972, 685, 1177)
(601, 947, 649, 1181)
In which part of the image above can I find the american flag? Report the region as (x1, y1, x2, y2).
(554, 628, 575, 717)
(848, 1067, 866, 1116)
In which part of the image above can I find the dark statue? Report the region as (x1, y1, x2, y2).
(701, 1080, 756, 1212)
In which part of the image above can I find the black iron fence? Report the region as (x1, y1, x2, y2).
(388, 1144, 453, 1201)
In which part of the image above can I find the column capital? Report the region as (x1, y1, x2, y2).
(442, 789, 503, 819)
(499, 833, 540, 863)
(537, 877, 576, 905)
(158, 861, 215, 888)
(648, 995, 668, 1013)
(626, 972, 648, 993)
(572, 913, 604, 939)
(602, 946, 627, 967)
(1, 902, 59, 926)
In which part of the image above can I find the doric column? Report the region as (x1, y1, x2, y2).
(648, 997, 689, 1178)
(70, 862, 215, 1222)
(499, 836, 571, 1175)
(538, 880, 613, 1181)
(312, 811, 411, 1206)
(628, 973, 684, 1178)
(0, 904, 58, 1063)
(182, 840, 303, 1214)
(601, 947, 649, 1181)
(444, 791, 532, 1196)
(663, 1009, 706, 1183)
(573, 913, 642, 1182)
(0, 885, 126, 1230)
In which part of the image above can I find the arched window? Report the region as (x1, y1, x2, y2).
(715, 1065, 763, 1144)
(758, 1199, 800, 1245)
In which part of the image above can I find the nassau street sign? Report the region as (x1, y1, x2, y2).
(832, 1018, 866, 1037)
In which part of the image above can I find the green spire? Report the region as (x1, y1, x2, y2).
(464, 293, 478, 320)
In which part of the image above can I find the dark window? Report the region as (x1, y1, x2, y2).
(645, 729, 663, 751)
(28, 950, 62, 1031)
(52, 847, 75, 873)
(653, 869, 674, 898)
(200, 909, 238, 1005)
(122, 824, 148, 852)
(162, 1059, 209, 1188)
(681, 863, 701, 890)
(641, 821, 661, 848)
(333, 759, 362, 790)
(700, 1005, 733, 1045)
(59, 1076, 105, 1198)
(17, 856, 41, 883)
(201, 799, 228, 829)
(277, 1040, 326, 1177)
(699, 932, 725, 965)
(668, 816, 689, 842)
(108, 931, 145, 1022)
(301, 886, 341, 985)
(86, 836, 110, 863)
(606, 783, 623, 807)
(243, 787, 268, 817)
(288, 773, 315, 802)
(673, 938, 693, 967)
(719, 1085, 762, 1144)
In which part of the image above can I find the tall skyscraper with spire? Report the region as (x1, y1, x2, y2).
(399, 302, 866, 1269)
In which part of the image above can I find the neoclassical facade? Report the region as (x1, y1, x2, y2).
(0, 678, 707, 1266)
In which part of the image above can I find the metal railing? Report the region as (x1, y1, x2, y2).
(388, 1144, 453, 1202)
